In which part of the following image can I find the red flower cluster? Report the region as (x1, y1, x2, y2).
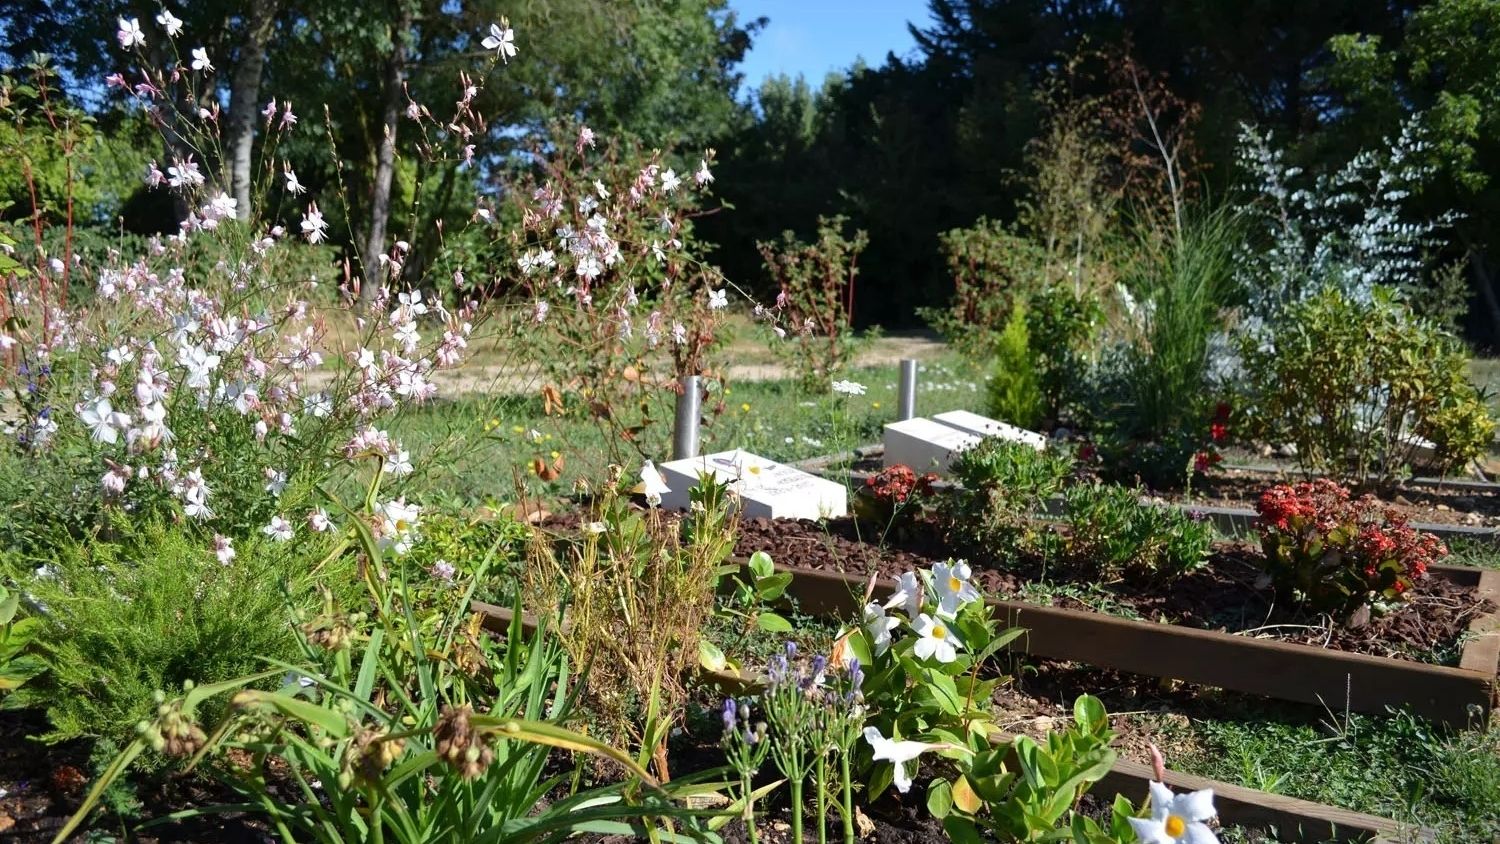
(1254, 479, 1444, 614)
(865, 464, 918, 504)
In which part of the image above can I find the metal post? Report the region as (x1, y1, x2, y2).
(897, 359, 918, 421)
(672, 375, 702, 460)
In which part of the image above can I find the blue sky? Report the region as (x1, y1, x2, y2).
(732, 0, 930, 90)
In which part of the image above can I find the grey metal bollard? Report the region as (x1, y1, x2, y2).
(897, 359, 918, 421)
(672, 375, 702, 460)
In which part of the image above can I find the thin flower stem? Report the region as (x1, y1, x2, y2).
(840, 753, 855, 844)
(815, 754, 828, 844)
(789, 778, 804, 844)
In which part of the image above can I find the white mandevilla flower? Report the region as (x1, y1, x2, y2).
(635, 460, 671, 507)
(932, 560, 980, 617)
(190, 47, 213, 72)
(1129, 782, 1220, 844)
(262, 515, 294, 543)
(863, 727, 963, 794)
(884, 570, 922, 618)
(480, 21, 517, 62)
(863, 602, 900, 655)
(117, 17, 146, 49)
(832, 379, 867, 396)
(376, 498, 422, 555)
(911, 613, 960, 663)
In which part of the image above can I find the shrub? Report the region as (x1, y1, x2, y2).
(1, 518, 351, 750)
(986, 303, 1046, 430)
(1255, 479, 1445, 616)
(922, 218, 1047, 361)
(1238, 287, 1494, 485)
(944, 438, 1074, 555)
(1060, 483, 1214, 582)
(1025, 285, 1100, 422)
(757, 215, 870, 389)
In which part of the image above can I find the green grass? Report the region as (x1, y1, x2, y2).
(1119, 700, 1500, 843)
(386, 354, 986, 507)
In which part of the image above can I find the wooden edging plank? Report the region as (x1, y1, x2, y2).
(770, 566, 1495, 729)
(1460, 569, 1500, 677)
(465, 602, 1411, 843)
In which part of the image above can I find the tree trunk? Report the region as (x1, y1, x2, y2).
(360, 4, 413, 304)
(226, 0, 281, 222)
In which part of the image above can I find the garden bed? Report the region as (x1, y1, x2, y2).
(799, 444, 1500, 541)
(734, 517, 1493, 667)
(717, 525, 1500, 727)
(472, 604, 1418, 844)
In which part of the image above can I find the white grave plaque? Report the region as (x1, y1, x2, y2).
(659, 449, 848, 520)
(932, 409, 1047, 451)
(883, 418, 980, 474)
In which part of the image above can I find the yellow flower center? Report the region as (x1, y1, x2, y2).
(948, 576, 962, 592)
(931, 624, 947, 639)
(1165, 815, 1186, 838)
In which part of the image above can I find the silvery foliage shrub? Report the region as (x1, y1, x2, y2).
(1235, 117, 1456, 324)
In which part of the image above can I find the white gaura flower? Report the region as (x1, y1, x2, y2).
(264, 468, 288, 497)
(117, 17, 146, 49)
(911, 613, 960, 663)
(213, 534, 236, 565)
(190, 47, 213, 72)
(707, 288, 728, 309)
(262, 515, 294, 542)
(832, 379, 867, 396)
(1130, 782, 1219, 844)
(884, 571, 922, 618)
(480, 21, 517, 62)
(79, 397, 130, 445)
(301, 203, 328, 243)
(661, 169, 682, 193)
(634, 460, 671, 507)
(308, 508, 333, 533)
(932, 560, 981, 617)
(863, 602, 900, 655)
(284, 166, 306, 195)
(387, 449, 414, 477)
(863, 727, 966, 793)
(695, 159, 714, 185)
(156, 9, 183, 37)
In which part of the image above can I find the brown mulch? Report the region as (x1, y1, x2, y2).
(733, 515, 1493, 665)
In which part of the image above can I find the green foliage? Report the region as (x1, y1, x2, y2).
(758, 215, 870, 388)
(1, 519, 349, 751)
(406, 510, 532, 605)
(1025, 286, 1100, 422)
(939, 695, 1131, 844)
(945, 438, 1073, 556)
(1238, 287, 1494, 485)
(986, 303, 1046, 431)
(925, 219, 1048, 360)
(58, 479, 716, 844)
(1060, 484, 1213, 583)
(1086, 209, 1238, 489)
(0, 582, 44, 696)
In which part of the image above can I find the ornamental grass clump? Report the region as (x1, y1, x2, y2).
(1255, 479, 1446, 617)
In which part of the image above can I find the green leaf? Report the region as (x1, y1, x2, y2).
(927, 778, 954, 818)
(747, 550, 774, 579)
(754, 572, 793, 601)
(755, 612, 794, 634)
(942, 815, 984, 844)
(234, 690, 351, 739)
(698, 639, 728, 672)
